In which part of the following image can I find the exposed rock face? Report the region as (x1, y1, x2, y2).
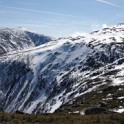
(15, 110, 25, 114)
(25, 31, 54, 46)
(85, 107, 107, 115)
(0, 28, 53, 54)
(0, 24, 124, 114)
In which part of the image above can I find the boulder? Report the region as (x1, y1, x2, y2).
(15, 110, 24, 114)
(85, 107, 107, 115)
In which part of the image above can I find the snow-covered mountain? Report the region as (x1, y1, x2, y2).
(0, 24, 124, 114)
(0, 28, 53, 54)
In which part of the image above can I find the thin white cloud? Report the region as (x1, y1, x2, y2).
(91, 23, 109, 31)
(102, 24, 108, 28)
(72, 32, 87, 37)
(0, 5, 74, 17)
(96, 0, 122, 8)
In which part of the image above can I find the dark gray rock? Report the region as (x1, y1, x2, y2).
(85, 107, 107, 115)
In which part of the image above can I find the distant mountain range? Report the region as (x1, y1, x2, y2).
(0, 24, 124, 114)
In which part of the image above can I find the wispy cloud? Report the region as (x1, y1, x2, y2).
(71, 32, 88, 37)
(0, 5, 74, 17)
(96, 0, 122, 8)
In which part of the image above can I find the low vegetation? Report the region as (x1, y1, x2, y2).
(0, 112, 124, 124)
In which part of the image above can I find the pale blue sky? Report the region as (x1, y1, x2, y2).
(0, 0, 124, 37)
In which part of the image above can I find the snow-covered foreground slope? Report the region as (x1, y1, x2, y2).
(0, 24, 124, 114)
(0, 28, 53, 54)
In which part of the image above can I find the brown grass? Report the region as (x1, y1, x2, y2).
(0, 112, 124, 124)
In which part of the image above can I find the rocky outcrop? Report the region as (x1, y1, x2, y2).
(85, 107, 107, 115)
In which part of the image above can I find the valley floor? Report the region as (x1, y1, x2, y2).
(0, 112, 124, 124)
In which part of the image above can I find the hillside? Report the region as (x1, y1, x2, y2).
(0, 24, 124, 114)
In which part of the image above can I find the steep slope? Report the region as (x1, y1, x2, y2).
(0, 24, 124, 114)
(0, 28, 53, 54)
(25, 31, 54, 46)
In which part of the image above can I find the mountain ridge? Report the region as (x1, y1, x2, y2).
(0, 27, 53, 54)
(0, 24, 124, 114)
